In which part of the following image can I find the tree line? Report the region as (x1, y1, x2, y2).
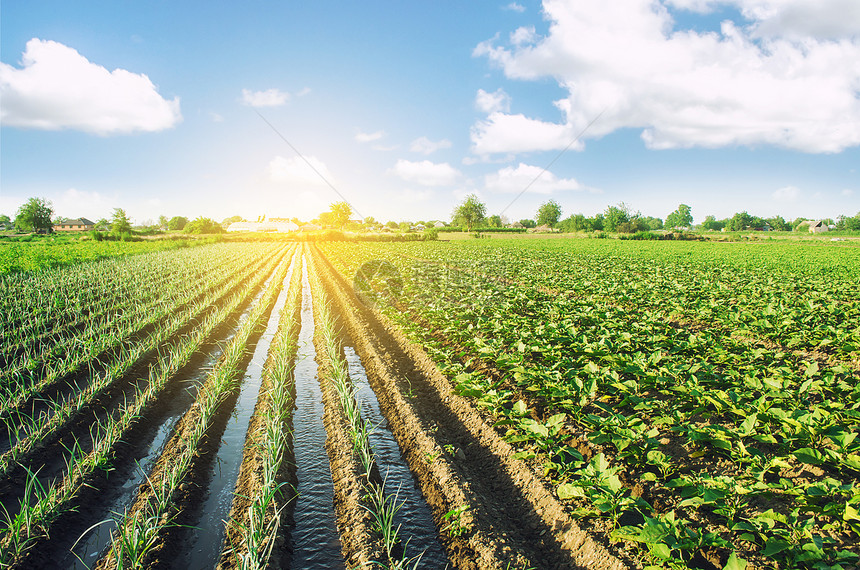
(452, 194, 860, 233)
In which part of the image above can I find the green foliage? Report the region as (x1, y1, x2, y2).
(486, 214, 503, 228)
(604, 203, 634, 232)
(452, 194, 486, 231)
(168, 216, 188, 231)
(221, 215, 245, 227)
(329, 201, 352, 229)
(14, 197, 54, 233)
(665, 204, 692, 229)
(519, 218, 537, 228)
(184, 217, 223, 234)
(111, 208, 132, 235)
(536, 200, 562, 228)
(701, 215, 725, 231)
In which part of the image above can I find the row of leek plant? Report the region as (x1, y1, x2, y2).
(0, 244, 274, 410)
(307, 253, 420, 570)
(96, 249, 294, 570)
(0, 247, 284, 480)
(221, 252, 304, 570)
(0, 245, 294, 567)
(0, 242, 237, 348)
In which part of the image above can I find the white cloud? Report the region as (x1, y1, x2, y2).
(58, 188, 111, 216)
(667, 0, 860, 39)
(511, 26, 537, 46)
(268, 155, 334, 186)
(355, 130, 385, 143)
(387, 159, 461, 186)
(473, 0, 860, 154)
(410, 136, 452, 155)
(475, 88, 512, 114)
(841, 188, 855, 197)
(504, 2, 526, 12)
(472, 112, 575, 155)
(484, 163, 586, 194)
(772, 185, 801, 201)
(0, 38, 181, 135)
(241, 88, 289, 107)
(210, 112, 224, 122)
(295, 87, 312, 97)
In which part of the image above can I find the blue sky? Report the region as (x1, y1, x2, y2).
(2, 0, 859, 225)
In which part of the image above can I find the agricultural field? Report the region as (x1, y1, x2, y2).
(0, 237, 857, 569)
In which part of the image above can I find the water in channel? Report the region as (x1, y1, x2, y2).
(178, 258, 296, 569)
(66, 264, 279, 569)
(343, 345, 449, 568)
(290, 259, 345, 568)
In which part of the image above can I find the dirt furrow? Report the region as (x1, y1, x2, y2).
(312, 244, 625, 570)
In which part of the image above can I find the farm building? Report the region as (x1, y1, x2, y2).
(53, 218, 94, 232)
(809, 220, 829, 233)
(226, 221, 299, 232)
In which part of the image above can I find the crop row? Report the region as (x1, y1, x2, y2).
(308, 250, 422, 569)
(221, 250, 303, 569)
(0, 245, 275, 423)
(96, 246, 294, 569)
(319, 240, 860, 569)
(0, 244, 291, 567)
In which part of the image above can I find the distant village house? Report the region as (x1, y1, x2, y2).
(53, 218, 94, 232)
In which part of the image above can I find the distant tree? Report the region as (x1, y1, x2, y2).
(0, 214, 10, 230)
(519, 218, 536, 229)
(15, 197, 54, 233)
(536, 200, 562, 227)
(94, 218, 111, 231)
(399, 221, 412, 232)
(766, 215, 790, 232)
(835, 213, 860, 231)
(184, 217, 223, 234)
(111, 208, 132, 235)
(790, 217, 810, 231)
(290, 217, 301, 225)
(329, 201, 352, 229)
(726, 211, 753, 231)
(452, 194, 486, 231)
(701, 215, 724, 231)
(363, 216, 377, 228)
(665, 204, 693, 229)
(487, 215, 502, 228)
(168, 216, 189, 231)
(604, 203, 632, 232)
(589, 213, 605, 231)
(222, 215, 244, 227)
(158, 215, 169, 229)
(316, 211, 335, 227)
(641, 216, 663, 230)
(386, 221, 398, 229)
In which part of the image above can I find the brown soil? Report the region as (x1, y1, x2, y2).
(312, 244, 626, 570)
(306, 245, 382, 568)
(218, 251, 303, 570)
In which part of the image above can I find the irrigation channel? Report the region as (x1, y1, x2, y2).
(289, 261, 344, 568)
(0, 241, 632, 569)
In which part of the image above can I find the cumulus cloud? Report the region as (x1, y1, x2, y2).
(241, 88, 290, 107)
(355, 130, 385, 143)
(410, 136, 452, 154)
(472, 0, 860, 155)
(484, 163, 587, 194)
(772, 185, 801, 201)
(387, 159, 461, 186)
(504, 2, 526, 12)
(0, 38, 181, 135)
(667, 0, 860, 39)
(472, 112, 575, 155)
(268, 155, 334, 186)
(475, 88, 512, 114)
